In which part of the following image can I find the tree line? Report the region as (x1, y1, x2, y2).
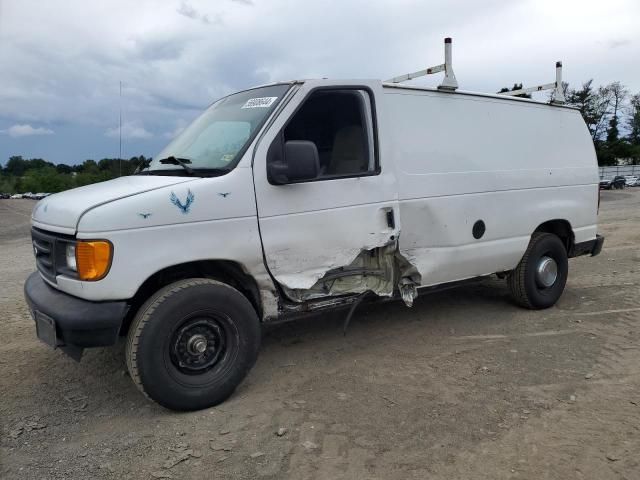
(2, 78, 640, 194)
(0, 156, 149, 194)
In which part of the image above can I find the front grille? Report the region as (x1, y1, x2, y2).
(31, 228, 75, 284)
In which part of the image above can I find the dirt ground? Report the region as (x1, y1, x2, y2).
(1, 190, 639, 480)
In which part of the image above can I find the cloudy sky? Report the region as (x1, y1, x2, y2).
(1, 0, 639, 165)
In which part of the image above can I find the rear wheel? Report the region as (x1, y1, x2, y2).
(126, 278, 261, 411)
(508, 233, 568, 309)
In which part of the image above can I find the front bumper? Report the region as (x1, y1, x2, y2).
(24, 272, 128, 360)
(569, 234, 604, 258)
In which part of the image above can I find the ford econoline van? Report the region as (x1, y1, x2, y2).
(25, 78, 603, 410)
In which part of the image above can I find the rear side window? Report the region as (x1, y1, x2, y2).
(283, 89, 376, 178)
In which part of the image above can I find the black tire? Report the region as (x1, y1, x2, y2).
(507, 233, 568, 309)
(126, 278, 261, 411)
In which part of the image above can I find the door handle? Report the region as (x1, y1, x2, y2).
(386, 209, 395, 229)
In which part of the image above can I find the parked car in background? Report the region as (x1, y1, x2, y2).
(599, 178, 613, 189)
(600, 176, 626, 189)
(0, 193, 10, 199)
(613, 176, 627, 188)
(10, 193, 23, 199)
(624, 175, 639, 187)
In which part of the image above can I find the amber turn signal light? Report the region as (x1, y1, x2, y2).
(76, 241, 112, 281)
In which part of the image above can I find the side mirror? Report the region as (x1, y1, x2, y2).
(268, 140, 320, 184)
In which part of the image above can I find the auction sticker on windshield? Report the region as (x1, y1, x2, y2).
(241, 97, 278, 109)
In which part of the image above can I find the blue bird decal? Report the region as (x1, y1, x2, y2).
(138, 212, 152, 219)
(218, 192, 230, 198)
(170, 189, 195, 214)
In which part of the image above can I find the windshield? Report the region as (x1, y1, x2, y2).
(146, 84, 290, 175)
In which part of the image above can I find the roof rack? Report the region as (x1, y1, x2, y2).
(385, 37, 458, 91)
(385, 37, 565, 104)
(498, 61, 565, 104)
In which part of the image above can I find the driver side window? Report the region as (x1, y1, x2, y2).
(282, 89, 377, 178)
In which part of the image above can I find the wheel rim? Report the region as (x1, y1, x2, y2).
(170, 317, 228, 374)
(535, 255, 558, 288)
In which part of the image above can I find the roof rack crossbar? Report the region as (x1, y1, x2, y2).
(385, 37, 458, 92)
(498, 61, 566, 104)
(384, 38, 565, 104)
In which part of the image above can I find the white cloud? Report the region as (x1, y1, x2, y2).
(0, 124, 54, 137)
(105, 122, 153, 139)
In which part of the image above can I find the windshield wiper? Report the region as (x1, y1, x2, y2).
(133, 158, 152, 174)
(158, 156, 194, 175)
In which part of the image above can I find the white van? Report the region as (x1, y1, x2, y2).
(25, 78, 603, 410)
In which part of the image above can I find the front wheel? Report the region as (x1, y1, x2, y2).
(507, 233, 568, 309)
(126, 279, 261, 411)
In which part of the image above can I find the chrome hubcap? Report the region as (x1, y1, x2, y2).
(536, 256, 558, 288)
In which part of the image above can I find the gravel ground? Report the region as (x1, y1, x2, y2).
(1, 191, 639, 480)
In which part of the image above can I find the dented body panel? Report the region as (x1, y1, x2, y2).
(251, 80, 411, 302)
(253, 81, 400, 299)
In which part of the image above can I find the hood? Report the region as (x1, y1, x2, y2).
(32, 175, 195, 233)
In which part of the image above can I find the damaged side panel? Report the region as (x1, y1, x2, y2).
(254, 175, 419, 309)
(271, 240, 421, 307)
(249, 80, 411, 313)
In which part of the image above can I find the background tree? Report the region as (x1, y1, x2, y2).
(21, 166, 74, 193)
(55, 163, 73, 174)
(598, 82, 630, 165)
(605, 82, 628, 143)
(5, 156, 27, 177)
(566, 80, 613, 142)
(591, 85, 615, 142)
(0, 155, 151, 194)
(625, 93, 640, 164)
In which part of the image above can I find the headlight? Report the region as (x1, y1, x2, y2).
(71, 240, 113, 281)
(65, 244, 77, 271)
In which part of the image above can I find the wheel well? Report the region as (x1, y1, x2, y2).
(121, 260, 263, 335)
(534, 220, 574, 252)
